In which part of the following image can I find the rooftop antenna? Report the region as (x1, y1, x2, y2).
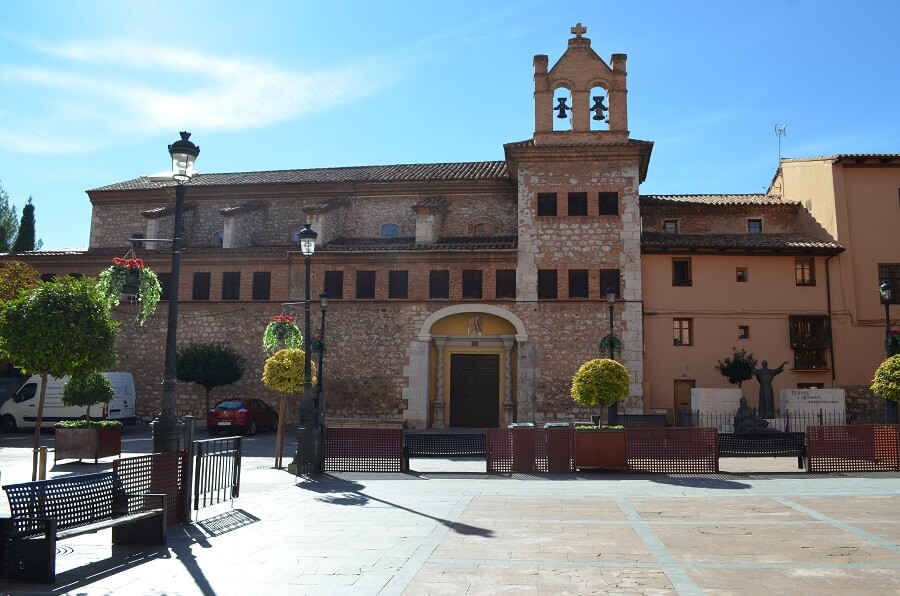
(776, 124, 787, 162)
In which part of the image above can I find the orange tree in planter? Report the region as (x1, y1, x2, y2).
(262, 348, 316, 469)
(571, 358, 631, 409)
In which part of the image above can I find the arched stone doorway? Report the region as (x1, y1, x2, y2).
(402, 305, 528, 429)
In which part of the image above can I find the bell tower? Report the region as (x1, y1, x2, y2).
(533, 23, 629, 144)
(505, 23, 652, 420)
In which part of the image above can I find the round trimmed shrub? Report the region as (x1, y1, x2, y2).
(571, 358, 630, 407)
(871, 355, 900, 402)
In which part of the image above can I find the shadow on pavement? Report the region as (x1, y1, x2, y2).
(297, 474, 493, 538)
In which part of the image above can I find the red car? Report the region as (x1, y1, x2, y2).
(207, 398, 278, 436)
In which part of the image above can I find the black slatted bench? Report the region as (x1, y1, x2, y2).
(1, 471, 167, 583)
(718, 432, 807, 468)
(404, 433, 486, 457)
(611, 414, 668, 428)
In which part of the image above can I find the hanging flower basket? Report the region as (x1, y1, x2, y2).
(310, 334, 327, 355)
(263, 315, 303, 355)
(598, 333, 623, 357)
(96, 257, 162, 326)
(886, 330, 900, 357)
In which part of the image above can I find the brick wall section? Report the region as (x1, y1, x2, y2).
(642, 206, 797, 234)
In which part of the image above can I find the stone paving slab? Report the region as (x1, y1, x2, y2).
(3, 429, 900, 594)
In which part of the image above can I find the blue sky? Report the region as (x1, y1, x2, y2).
(1, 0, 898, 250)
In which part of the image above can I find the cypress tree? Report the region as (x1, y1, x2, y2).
(11, 198, 36, 252)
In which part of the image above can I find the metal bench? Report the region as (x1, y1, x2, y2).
(718, 432, 807, 468)
(611, 414, 668, 428)
(404, 432, 486, 457)
(1, 471, 167, 583)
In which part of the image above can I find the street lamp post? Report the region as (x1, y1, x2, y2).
(605, 287, 618, 424)
(295, 223, 318, 473)
(880, 282, 897, 423)
(152, 132, 199, 453)
(314, 291, 329, 470)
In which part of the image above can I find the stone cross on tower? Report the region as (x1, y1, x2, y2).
(571, 23, 587, 38)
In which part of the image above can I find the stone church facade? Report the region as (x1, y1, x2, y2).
(3, 24, 897, 427)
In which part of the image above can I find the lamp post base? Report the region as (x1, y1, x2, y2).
(151, 413, 184, 453)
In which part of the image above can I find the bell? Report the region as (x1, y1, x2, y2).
(555, 97, 570, 119)
(590, 95, 608, 121)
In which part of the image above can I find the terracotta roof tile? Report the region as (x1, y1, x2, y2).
(92, 162, 511, 192)
(322, 235, 517, 252)
(641, 194, 791, 206)
(642, 232, 843, 253)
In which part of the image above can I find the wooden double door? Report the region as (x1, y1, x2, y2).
(449, 354, 499, 428)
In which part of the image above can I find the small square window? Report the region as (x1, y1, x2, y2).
(738, 325, 750, 340)
(388, 270, 408, 299)
(598, 192, 619, 216)
(673, 318, 693, 346)
(663, 220, 678, 234)
(381, 223, 400, 237)
(567, 192, 588, 216)
(429, 270, 449, 299)
(537, 269, 558, 300)
(748, 219, 763, 234)
(537, 192, 557, 216)
(568, 269, 589, 299)
(324, 271, 344, 299)
(356, 271, 376, 299)
(222, 272, 240, 300)
(736, 267, 748, 282)
(252, 272, 271, 300)
(495, 270, 516, 300)
(462, 270, 482, 299)
(795, 257, 815, 286)
(673, 258, 692, 286)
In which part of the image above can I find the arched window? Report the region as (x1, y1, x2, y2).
(213, 230, 224, 247)
(381, 223, 400, 238)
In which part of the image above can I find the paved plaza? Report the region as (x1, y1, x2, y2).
(1, 426, 900, 595)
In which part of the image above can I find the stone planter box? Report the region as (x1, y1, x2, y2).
(54, 426, 122, 463)
(575, 429, 626, 471)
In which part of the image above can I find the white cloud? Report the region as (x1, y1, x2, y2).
(0, 39, 386, 155)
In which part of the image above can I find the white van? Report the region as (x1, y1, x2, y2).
(0, 372, 137, 431)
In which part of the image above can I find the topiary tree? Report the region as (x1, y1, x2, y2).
(262, 348, 316, 468)
(0, 276, 118, 479)
(61, 370, 115, 422)
(871, 355, 900, 403)
(714, 347, 758, 388)
(176, 341, 246, 415)
(571, 358, 631, 413)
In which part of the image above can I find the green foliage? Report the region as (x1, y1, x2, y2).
(0, 260, 39, 302)
(0, 181, 19, 252)
(262, 348, 315, 394)
(571, 358, 631, 407)
(61, 371, 115, 419)
(176, 341, 246, 413)
(55, 419, 122, 429)
(598, 333, 622, 357)
(886, 332, 900, 358)
(262, 316, 303, 355)
(0, 276, 118, 378)
(96, 261, 162, 325)
(11, 198, 37, 252)
(871, 355, 900, 402)
(714, 347, 758, 388)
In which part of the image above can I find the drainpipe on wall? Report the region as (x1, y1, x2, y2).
(825, 251, 839, 388)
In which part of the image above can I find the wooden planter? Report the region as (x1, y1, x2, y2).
(575, 429, 626, 471)
(54, 426, 122, 463)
